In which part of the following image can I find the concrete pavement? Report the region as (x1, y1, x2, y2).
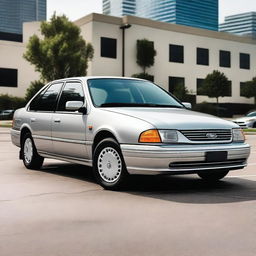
(0, 127, 256, 256)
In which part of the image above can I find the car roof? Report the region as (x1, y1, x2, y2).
(49, 76, 146, 84)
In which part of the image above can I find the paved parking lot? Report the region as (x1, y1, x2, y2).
(0, 127, 255, 256)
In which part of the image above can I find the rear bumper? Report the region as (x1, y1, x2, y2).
(121, 143, 250, 175)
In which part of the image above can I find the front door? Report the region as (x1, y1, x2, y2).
(52, 81, 88, 160)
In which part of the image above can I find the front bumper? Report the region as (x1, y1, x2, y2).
(121, 143, 250, 175)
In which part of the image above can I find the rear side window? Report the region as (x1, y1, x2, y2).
(30, 83, 63, 111)
(57, 82, 84, 111)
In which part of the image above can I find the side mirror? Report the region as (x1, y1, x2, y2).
(182, 102, 192, 109)
(65, 101, 84, 111)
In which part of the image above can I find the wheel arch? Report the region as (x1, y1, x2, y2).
(92, 130, 119, 155)
(20, 126, 32, 146)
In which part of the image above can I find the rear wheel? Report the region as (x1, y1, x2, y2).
(197, 170, 229, 182)
(93, 138, 129, 190)
(21, 133, 44, 169)
(253, 122, 256, 128)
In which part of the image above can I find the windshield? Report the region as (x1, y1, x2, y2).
(87, 78, 183, 108)
(247, 112, 256, 117)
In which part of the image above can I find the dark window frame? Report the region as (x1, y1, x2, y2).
(0, 67, 18, 87)
(169, 76, 185, 94)
(169, 44, 184, 63)
(240, 53, 250, 70)
(101, 37, 117, 59)
(197, 48, 209, 66)
(219, 50, 231, 68)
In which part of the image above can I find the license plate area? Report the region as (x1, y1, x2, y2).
(206, 151, 227, 162)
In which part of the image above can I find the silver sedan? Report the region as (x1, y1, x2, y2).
(11, 77, 250, 189)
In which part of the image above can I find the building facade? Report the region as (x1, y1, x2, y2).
(0, 0, 46, 42)
(0, 13, 256, 105)
(103, 0, 218, 31)
(220, 12, 256, 39)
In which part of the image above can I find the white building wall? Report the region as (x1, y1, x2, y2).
(0, 13, 255, 104)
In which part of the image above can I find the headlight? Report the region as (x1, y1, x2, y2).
(158, 130, 178, 143)
(138, 129, 178, 143)
(247, 119, 255, 122)
(232, 129, 245, 142)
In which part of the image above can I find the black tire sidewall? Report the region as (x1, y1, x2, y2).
(21, 133, 43, 169)
(197, 170, 229, 182)
(93, 138, 128, 190)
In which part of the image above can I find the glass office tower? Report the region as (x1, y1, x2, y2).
(103, 0, 136, 17)
(220, 12, 256, 38)
(0, 0, 46, 41)
(103, 0, 218, 31)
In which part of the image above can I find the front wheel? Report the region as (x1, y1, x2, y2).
(21, 133, 44, 170)
(197, 170, 229, 182)
(93, 138, 129, 190)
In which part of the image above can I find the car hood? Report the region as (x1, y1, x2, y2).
(104, 108, 237, 130)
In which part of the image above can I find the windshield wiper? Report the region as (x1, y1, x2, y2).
(100, 103, 183, 108)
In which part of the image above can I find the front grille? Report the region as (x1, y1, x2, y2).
(170, 159, 246, 170)
(180, 129, 232, 142)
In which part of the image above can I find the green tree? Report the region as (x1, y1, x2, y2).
(25, 80, 45, 102)
(202, 70, 230, 105)
(241, 77, 256, 104)
(136, 39, 156, 74)
(24, 14, 94, 82)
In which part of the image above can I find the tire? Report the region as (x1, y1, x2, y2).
(21, 133, 44, 170)
(93, 138, 129, 190)
(197, 170, 229, 182)
(253, 122, 256, 128)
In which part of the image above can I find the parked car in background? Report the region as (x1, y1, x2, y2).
(232, 111, 256, 129)
(0, 109, 15, 120)
(11, 77, 250, 190)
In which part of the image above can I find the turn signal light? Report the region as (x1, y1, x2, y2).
(139, 129, 161, 143)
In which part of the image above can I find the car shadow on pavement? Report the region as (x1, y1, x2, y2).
(41, 162, 256, 205)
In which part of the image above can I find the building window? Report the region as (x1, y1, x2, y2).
(240, 82, 248, 97)
(0, 68, 18, 87)
(197, 78, 232, 96)
(197, 79, 206, 95)
(169, 44, 184, 63)
(169, 76, 185, 93)
(240, 53, 250, 69)
(197, 48, 209, 66)
(219, 50, 231, 68)
(101, 37, 117, 58)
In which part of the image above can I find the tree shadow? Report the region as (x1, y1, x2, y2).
(40, 161, 256, 205)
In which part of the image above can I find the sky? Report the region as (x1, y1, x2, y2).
(47, 0, 256, 23)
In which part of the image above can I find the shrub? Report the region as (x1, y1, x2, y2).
(0, 94, 26, 110)
(25, 80, 45, 102)
(132, 73, 154, 82)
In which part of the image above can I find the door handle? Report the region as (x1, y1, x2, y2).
(30, 118, 36, 123)
(54, 119, 61, 123)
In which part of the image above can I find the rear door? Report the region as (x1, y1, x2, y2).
(28, 82, 63, 154)
(51, 81, 88, 160)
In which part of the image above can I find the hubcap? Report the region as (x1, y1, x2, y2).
(24, 138, 33, 164)
(97, 147, 122, 182)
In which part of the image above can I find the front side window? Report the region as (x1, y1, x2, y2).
(57, 82, 84, 111)
(88, 79, 183, 108)
(29, 83, 63, 111)
(197, 48, 209, 66)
